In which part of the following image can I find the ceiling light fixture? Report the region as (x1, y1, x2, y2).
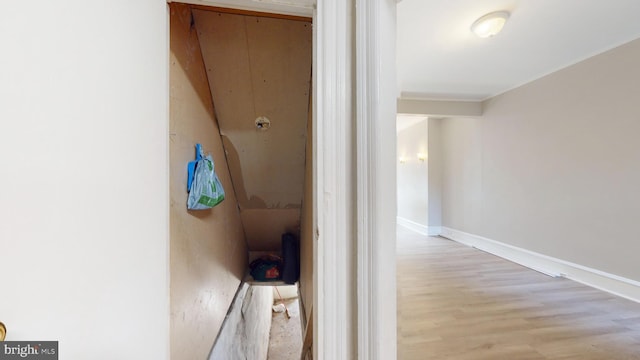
(471, 11, 510, 38)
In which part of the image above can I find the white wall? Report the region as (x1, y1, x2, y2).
(441, 117, 483, 232)
(0, 1, 169, 359)
(440, 38, 640, 282)
(427, 118, 443, 232)
(397, 119, 428, 227)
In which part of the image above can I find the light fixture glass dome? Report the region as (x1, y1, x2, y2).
(471, 11, 510, 38)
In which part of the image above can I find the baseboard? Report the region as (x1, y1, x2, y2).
(440, 227, 640, 304)
(397, 217, 429, 236)
(428, 226, 442, 236)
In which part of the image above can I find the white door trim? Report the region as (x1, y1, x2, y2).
(313, 1, 354, 359)
(355, 1, 398, 359)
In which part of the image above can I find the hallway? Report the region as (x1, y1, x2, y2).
(397, 226, 640, 360)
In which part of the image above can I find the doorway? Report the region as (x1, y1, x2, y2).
(169, 3, 313, 359)
(396, 115, 429, 235)
(170, 0, 398, 359)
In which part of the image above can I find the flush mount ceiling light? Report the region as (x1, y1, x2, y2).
(471, 11, 510, 38)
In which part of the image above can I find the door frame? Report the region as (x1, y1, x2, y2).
(315, 1, 397, 359)
(354, 1, 397, 359)
(169, 1, 398, 358)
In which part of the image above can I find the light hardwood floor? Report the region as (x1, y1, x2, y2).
(397, 226, 640, 360)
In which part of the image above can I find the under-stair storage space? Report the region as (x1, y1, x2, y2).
(170, 4, 314, 360)
(192, 6, 311, 267)
(246, 232, 299, 286)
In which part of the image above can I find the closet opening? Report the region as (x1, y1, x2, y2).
(169, 3, 313, 359)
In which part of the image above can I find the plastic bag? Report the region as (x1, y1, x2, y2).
(187, 144, 225, 210)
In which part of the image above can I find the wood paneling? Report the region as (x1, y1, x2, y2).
(169, 4, 248, 359)
(241, 208, 301, 250)
(193, 8, 312, 251)
(397, 226, 640, 359)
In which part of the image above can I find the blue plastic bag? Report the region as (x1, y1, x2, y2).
(187, 144, 225, 210)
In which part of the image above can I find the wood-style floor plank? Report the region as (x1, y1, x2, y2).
(397, 226, 640, 359)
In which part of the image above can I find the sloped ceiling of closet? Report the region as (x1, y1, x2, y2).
(193, 9, 312, 250)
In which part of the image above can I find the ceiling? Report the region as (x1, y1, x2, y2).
(185, 0, 640, 101)
(397, 0, 640, 101)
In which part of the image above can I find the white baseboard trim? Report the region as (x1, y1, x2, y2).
(397, 217, 429, 236)
(428, 226, 442, 236)
(440, 227, 640, 304)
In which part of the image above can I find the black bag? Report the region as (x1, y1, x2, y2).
(281, 233, 300, 284)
